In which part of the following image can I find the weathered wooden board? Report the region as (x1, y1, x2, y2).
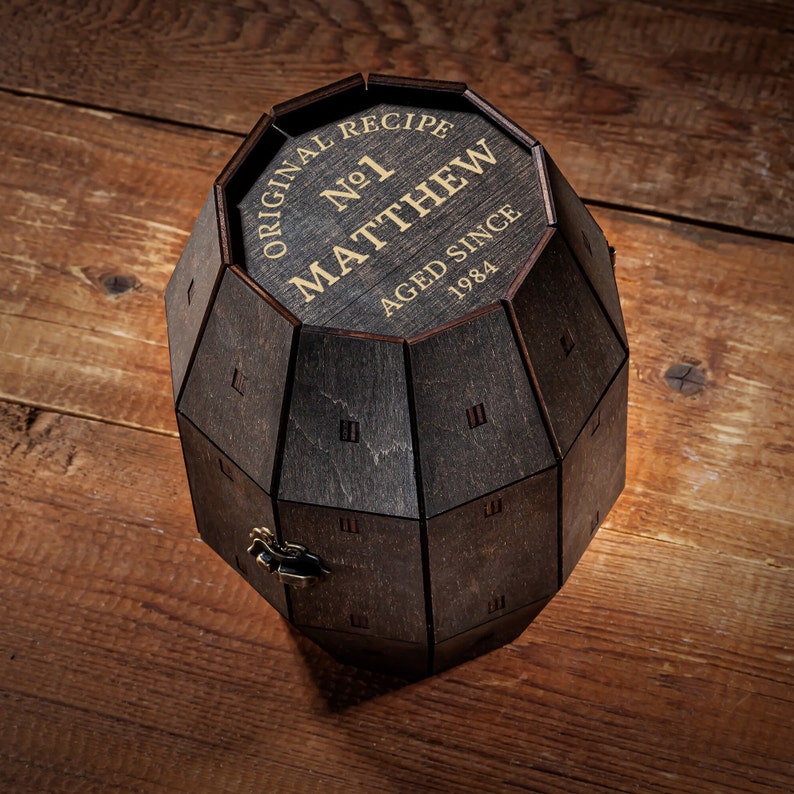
(164, 189, 224, 400)
(281, 502, 425, 643)
(1, 0, 791, 235)
(427, 467, 558, 643)
(0, 400, 790, 792)
(177, 413, 290, 619)
(0, 91, 238, 434)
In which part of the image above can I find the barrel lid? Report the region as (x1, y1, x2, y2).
(217, 74, 550, 339)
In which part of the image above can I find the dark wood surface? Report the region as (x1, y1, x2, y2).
(1, 2, 792, 791)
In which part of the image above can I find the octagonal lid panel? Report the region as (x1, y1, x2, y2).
(235, 101, 548, 338)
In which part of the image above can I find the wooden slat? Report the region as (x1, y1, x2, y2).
(0, 0, 791, 235)
(0, 398, 790, 792)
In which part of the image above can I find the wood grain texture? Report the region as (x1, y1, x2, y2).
(278, 330, 418, 517)
(561, 361, 628, 582)
(177, 413, 289, 619)
(409, 306, 556, 516)
(0, 91, 238, 434)
(0, 0, 791, 235)
(1, 1, 793, 789)
(164, 189, 224, 400)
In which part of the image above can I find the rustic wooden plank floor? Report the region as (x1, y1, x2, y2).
(1, 2, 792, 792)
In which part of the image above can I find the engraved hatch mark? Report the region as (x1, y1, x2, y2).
(231, 367, 247, 395)
(484, 497, 503, 517)
(560, 328, 576, 357)
(488, 595, 506, 614)
(219, 457, 234, 480)
(467, 403, 487, 429)
(340, 419, 360, 442)
(339, 517, 359, 534)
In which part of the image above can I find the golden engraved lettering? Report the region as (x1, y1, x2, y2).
(320, 155, 395, 211)
(289, 261, 348, 303)
(336, 112, 455, 140)
(427, 165, 468, 197)
(310, 134, 334, 151)
(448, 262, 500, 300)
(361, 115, 379, 133)
(380, 262, 447, 317)
(375, 203, 414, 232)
(446, 245, 468, 262)
(332, 245, 369, 269)
(358, 155, 395, 182)
(258, 222, 281, 239)
(320, 179, 364, 212)
(262, 240, 287, 259)
(296, 147, 321, 164)
(423, 260, 447, 280)
(430, 119, 453, 139)
(350, 221, 388, 251)
(394, 282, 418, 302)
(289, 137, 502, 306)
(269, 160, 302, 189)
(260, 191, 285, 208)
(381, 112, 401, 130)
(338, 120, 359, 139)
(410, 271, 433, 290)
(381, 296, 403, 317)
(399, 181, 449, 217)
(416, 114, 436, 132)
(377, 205, 519, 317)
(448, 138, 497, 174)
(445, 204, 522, 262)
(498, 204, 522, 223)
(467, 225, 494, 245)
(485, 212, 510, 232)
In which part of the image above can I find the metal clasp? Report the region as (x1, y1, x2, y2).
(246, 527, 329, 588)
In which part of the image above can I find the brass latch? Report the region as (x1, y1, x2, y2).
(246, 527, 329, 588)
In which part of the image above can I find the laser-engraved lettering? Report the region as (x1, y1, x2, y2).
(288, 261, 348, 303)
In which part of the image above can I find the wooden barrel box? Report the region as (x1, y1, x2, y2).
(165, 74, 629, 679)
